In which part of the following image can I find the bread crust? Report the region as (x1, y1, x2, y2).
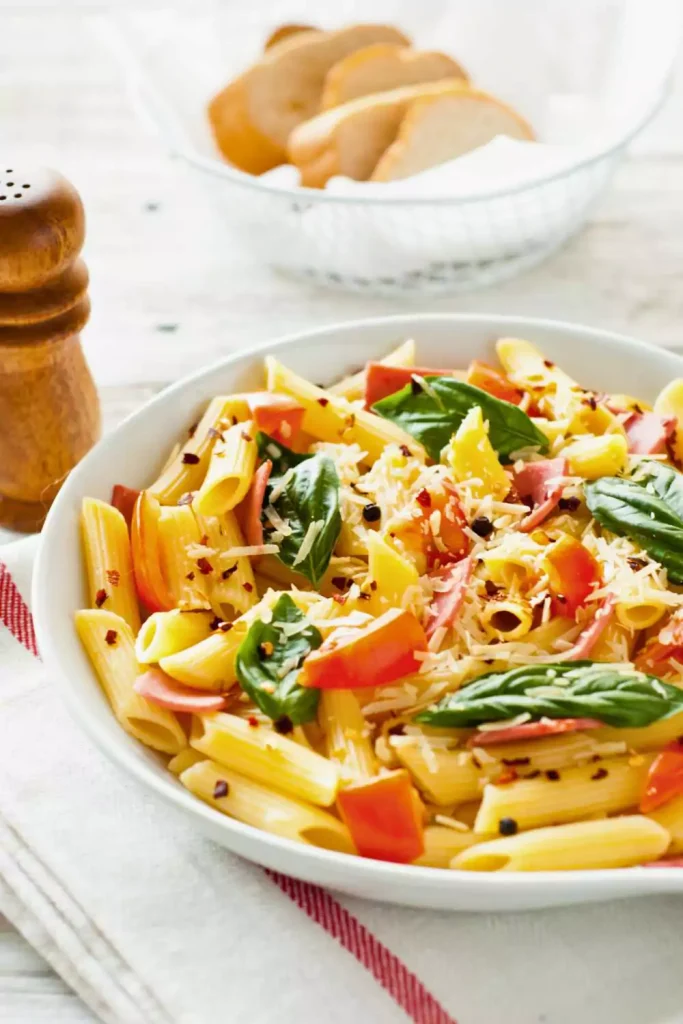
(321, 44, 468, 109)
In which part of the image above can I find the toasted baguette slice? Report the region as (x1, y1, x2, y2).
(208, 24, 410, 174)
(321, 44, 467, 109)
(264, 24, 318, 50)
(371, 88, 534, 182)
(288, 79, 469, 188)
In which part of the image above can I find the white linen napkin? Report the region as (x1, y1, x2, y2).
(2, 536, 683, 1024)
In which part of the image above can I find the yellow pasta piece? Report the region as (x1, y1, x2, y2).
(648, 794, 683, 854)
(329, 338, 415, 401)
(479, 534, 544, 588)
(609, 393, 652, 413)
(592, 710, 683, 752)
(80, 498, 141, 632)
(472, 732, 602, 777)
(654, 378, 683, 463)
(265, 356, 420, 463)
(531, 417, 570, 444)
(413, 825, 479, 868)
(474, 754, 654, 834)
(479, 596, 533, 641)
(366, 531, 419, 615)
(191, 713, 340, 807)
(560, 433, 628, 479)
(523, 616, 579, 653)
(452, 816, 669, 871)
(319, 690, 376, 782)
(158, 505, 211, 610)
(194, 420, 257, 515)
(496, 338, 576, 392)
(193, 509, 258, 614)
(181, 759, 355, 853)
(135, 609, 214, 663)
(446, 406, 510, 500)
(75, 609, 186, 754)
(161, 621, 247, 690)
(393, 742, 483, 806)
(149, 396, 250, 505)
(168, 748, 205, 775)
(615, 598, 666, 631)
(590, 619, 636, 662)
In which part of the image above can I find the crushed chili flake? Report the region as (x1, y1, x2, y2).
(247, 715, 259, 728)
(543, 359, 555, 369)
(182, 452, 200, 464)
(95, 588, 108, 608)
(209, 616, 221, 631)
(495, 768, 518, 785)
(104, 629, 118, 646)
(188, 421, 198, 438)
(558, 496, 580, 512)
(222, 566, 238, 580)
(333, 594, 348, 605)
(416, 488, 432, 508)
(241, 431, 253, 443)
(186, 571, 196, 581)
(358, 592, 371, 601)
(485, 580, 501, 597)
(208, 426, 222, 440)
(387, 723, 405, 736)
(471, 755, 482, 769)
(213, 780, 229, 799)
(177, 492, 195, 506)
(399, 445, 411, 457)
(196, 557, 213, 575)
(545, 769, 560, 781)
(105, 569, 120, 587)
(274, 715, 294, 735)
(219, 622, 233, 633)
(524, 769, 541, 780)
(347, 413, 356, 428)
(243, 582, 254, 593)
(627, 557, 648, 571)
(317, 397, 329, 407)
(591, 767, 609, 781)
(370, 580, 378, 591)
(200, 534, 209, 546)
(502, 756, 531, 766)
(331, 576, 349, 591)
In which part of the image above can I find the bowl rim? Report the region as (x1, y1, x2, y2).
(32, 312, 683, 897)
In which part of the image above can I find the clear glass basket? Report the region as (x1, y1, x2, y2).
(105, 1, 676, 295)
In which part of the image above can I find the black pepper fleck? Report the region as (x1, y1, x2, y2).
(213, 780, 229, 799)
(498, 817, 518, 836)
(558, 496, 581, 512)
(591, 767, 609, 781)
(362, 503, 381, 523)
(471, 516, 494, 538)
(545, 769, 560, 781)
(274, 716, 294, 735)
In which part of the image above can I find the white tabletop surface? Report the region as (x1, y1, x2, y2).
(2, 2, 683, 1020)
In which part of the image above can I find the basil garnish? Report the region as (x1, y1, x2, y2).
(235, 593, 321, 726)
(372, 377, 548, 462)
(259, 433, 341, 586)
(416, 661, 683, 729)
(585, 467, 683, 584)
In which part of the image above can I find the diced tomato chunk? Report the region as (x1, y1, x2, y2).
(466, 360, 524, 405)
(244, 393, 305, 444)
(640, 740, 683, 813)
(365, 364, 456, 407)
(337, 770, 425, 863)
(544, 535, 600, 617)
(111, 484, 140, 529)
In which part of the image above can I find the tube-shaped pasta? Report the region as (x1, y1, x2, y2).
(474, 754, 654, 834)
(158, 505, 211, 610)
(589, 619, 636, 662)
(648, 794, 683, 854)
(149, 396, 250, 504)
(452, 816, 670, 872)
(329, 338, 416, 401)
(81, 498, 140, 632)
(319, 690, 376, 782)
(480, 596, 533, 641)
(446, 406, 510, 500)
(193, 509, 257, 614)
(75, 609, 186, 754)
(615, 598, 666, 631)
(265, 356, 420, 463)
(160, 623, 247, 690)
(180, 760, 355, 853)
(654, 379, 683, 462)
(479, 535, 544, 589)
(472, 732, 606, 777)
(393, 742, 483, 806)
(560, 434, 628, 480)
(592, 711, 683, 753)
(366, 531, 418, 616)
(191, 713, 340, 807)
(194, 420, 257, 515)
(523, 616, 579, 653)
(168, 748, 205, 775)
(496, 338, 577, 392)
(413, 825, 479, 868)
(135, 609, 214, 663)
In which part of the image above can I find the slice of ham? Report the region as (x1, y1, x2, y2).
(563, 594, 616, 661)
(624, 412, 677, 455)
(134, 668, 229, 712)
(365, 364, 457, 407)
(244, 393, 305, 444)
(513, 458, 568, 533)
(425, 555, 474, 639)
(468, 717, 602, 747)
(110, 484, 140, 529)
(237, 459, 272, 548)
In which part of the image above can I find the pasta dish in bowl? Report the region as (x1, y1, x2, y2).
(34, 315, 683, 910)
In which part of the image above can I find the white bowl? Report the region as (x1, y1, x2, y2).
(34, 314, 683, 912)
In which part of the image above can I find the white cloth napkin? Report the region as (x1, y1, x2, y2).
(2, 537, 683, 1024)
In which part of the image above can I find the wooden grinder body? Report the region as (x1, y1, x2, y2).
(0, 168, 100, 531)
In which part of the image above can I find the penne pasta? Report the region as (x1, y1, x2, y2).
(480, 596, 533, 641)
(319, 690, 377, 782)
(158, 505, 211, 610)
(135, 609, 215, 663)
(654, 379, 683, 463)
(75, 609, 186, 754)
(160, 622, 247, 691)
(647, 794, 683, 854)
(194, 420, 258, 515)
(168, 748, 205, 775)
(393, 742, 483, 806)
(413, 825, 480, 868)
(591, 711, 683, 753)
(193, 509, 258, 615)
(81, 497, 141, 632)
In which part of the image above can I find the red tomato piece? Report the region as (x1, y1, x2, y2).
(244, 393, 305, 444)
(110, 484, 140, 529)
(337, 770, 425, 863)
(301, 608, 427, 690)
(131, 491, 175, 613)
(544, 535, 601, 617)
(466, 360, 524, 405)
(635, 611, 683, 675)
(468, 717, 602, 748)
(134, 668, 228, 712)
(640, 740, 683, 813)
(364, 363, 456, 407)
(236, 459, 272, 548)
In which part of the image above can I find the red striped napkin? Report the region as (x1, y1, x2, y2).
(1, 538, 682, 1024)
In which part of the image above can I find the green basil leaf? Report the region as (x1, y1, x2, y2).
(585, 475, 683, 584)
(372, 377, 549, 462)
(265, 451, 341, 586)
(235, 593, 322, 726)
(255, 432, 311, 475)
(415, 661, 683, 729)
(633, 460, 683, 521)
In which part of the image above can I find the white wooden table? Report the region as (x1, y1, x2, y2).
(2, 3, 683, 1020)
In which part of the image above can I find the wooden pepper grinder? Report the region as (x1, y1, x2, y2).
(0, 167, 101, 531)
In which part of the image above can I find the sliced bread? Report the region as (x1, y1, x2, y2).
(264, 24, 318, 50)
(208, 24, 410, 174)
(371, 88, 534, 182)
(321, 43, 467, 109)
(288, 79, 470, 188)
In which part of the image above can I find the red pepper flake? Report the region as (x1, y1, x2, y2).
(104, 629, 118, 646)
(502, 756, 531, 766)
(399, 445, 411, 457)
(331, 576, 349, 591)
(199, 535, 209, 546)
(317, 397, 330, 407)
(231, 415, 239, 426)
(358, 592, 371, 600)
(333, 593, 348, 605)
(222, 566, 237, 580)
(416, 488, 432, 508)
(213, 779, 229, 799)
(471, 755, 482, 769)
(485, 580, 501, 597)
(370, 580, 378, 591)
(591, 767, 609, 780)
(243, 582, 254, 593)
(545, 769, 560, 781)
(186, 571, 195, 581)
(347, 413, 356, 428)
(247, 715, 259, 728)
(495, 768, 518, 785)
(524, 769, 541, 780)
(188, 421, 199, 438)
(219, 621, 233, 633)
(209, 616, 221, 631)
(208, 426, 222, 440)
(196, 557, 213, 575)
(543, 360, 555, 369)
(177, 492, 195, 506)
(627, 557, 647, 571)
(587, 394, 597, 411)
(95, 588, 108, 608)
(241, 431, 253, 443)
(182, 452, 200, 464)
(105, 569, 120, 588)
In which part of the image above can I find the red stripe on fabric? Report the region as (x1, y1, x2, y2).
(267, 870, 457, 1024)
(0, 562, 38, 657)
(0, 561, 455, 1024)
